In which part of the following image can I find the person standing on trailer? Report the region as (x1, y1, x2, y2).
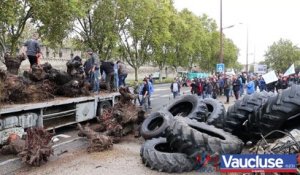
(84, 48, 100, 94)
(22, 33, 41, 68)
(117, 60, 128, 87)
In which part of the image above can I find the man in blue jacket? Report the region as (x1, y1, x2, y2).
(258, 76, 266, 91)
(139, 77, 154, 109)
(246, 77, 255, 95)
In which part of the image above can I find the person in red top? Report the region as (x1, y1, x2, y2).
(197, 79, 203, 97)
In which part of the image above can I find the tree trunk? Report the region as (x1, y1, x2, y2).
(134, 67, 138, 81)
(4, 54, 26, 75)
(159, 68, 162, 82)
(165, 67, 168, 78)
(10, 39, 18, 57)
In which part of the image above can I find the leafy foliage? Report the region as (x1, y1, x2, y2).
(31, 0, 85, 47)
(117, 0, 157, 80)
(73, 0, 119, 60)
(264, 39, 300, 72)
(0, 0, 241, 78)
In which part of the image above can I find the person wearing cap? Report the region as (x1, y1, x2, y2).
(83, 48, 100, 94)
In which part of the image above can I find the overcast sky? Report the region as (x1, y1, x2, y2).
(174, 0, 300, 65)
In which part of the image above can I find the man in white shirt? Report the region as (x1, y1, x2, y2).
(170, 79, 180, 99)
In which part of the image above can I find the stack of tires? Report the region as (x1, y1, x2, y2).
(223, 85, 300, 142)
(139, 95, 244, 173)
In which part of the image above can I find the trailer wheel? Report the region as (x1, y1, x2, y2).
(97, 101, 112, 117)
(141, 137, 195, 172)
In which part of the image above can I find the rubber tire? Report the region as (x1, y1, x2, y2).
(223, 91, 273, 133)
(140, 110, 173, 140)
(201, 98, 225, 128)
(167, 95, 209, 122)
(248, 85, 300, 135)
(141, 137, 195, 173)
(167, 117, 243, 158)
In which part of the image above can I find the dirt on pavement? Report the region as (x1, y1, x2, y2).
(15, 135, 212, 175)
(13, 95, 237, 175)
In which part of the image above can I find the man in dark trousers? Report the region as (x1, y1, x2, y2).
(23, 33, 41, 67)
(240, 73, 247, 96)
(141, 78, 150, 112)
(224, 75, 231, 104)
(170, 78, 180, 99)
(117, 60, 128, 86)
(232, 75, 241, 100)
(100, 60, 115, 92)
(83, 48, 100, 94)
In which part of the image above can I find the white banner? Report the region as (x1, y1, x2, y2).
(283, 64, 295, 76)
(262, 70, 278, 84)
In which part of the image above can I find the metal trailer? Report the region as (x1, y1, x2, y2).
(0, 92, 120, 145)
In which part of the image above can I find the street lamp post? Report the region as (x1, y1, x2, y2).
(220, 0, 223, 63)
(219, 0, 235, 64)
(246, 26, 249, 73)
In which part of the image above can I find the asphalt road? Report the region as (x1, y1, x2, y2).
(149, 83, 233, 111)
(150, 83, 191, 111)
(12, 83, 235, 175)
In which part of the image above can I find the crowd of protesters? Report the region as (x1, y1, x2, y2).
(175, 72, 300, 103)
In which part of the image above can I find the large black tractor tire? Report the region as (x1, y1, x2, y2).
(248, 85, 300, 135)
(202, 98, 226, 128)
(167, 95, 208, 122)
(140, 110, 173, 140)
(140, 137, 195, 173)
(167, 117, 243, 158)
(223, 91, 274, 134)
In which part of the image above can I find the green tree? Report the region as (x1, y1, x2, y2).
(32, 0, 85, 48)
(223, 38, 239, 68)
(0, 1, 32, 56)
(196, 15, 240, 73)
(73, 0, 119, 60)
(265, 39, 300, 72)
(149, 0, 174, 82)
(0, 0, 18, 57)
(167, 9, 207, 72)
(117, 0, 157, 81)
(197, 15, 219, 72)
(0, 0, 85, 56)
